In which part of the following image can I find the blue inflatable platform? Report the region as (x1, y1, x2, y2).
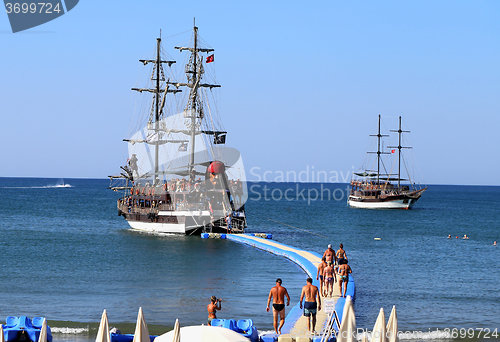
(3, 316, 52, 342)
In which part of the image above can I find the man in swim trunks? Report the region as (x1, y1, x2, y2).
(266, 278, 290, 334)
(299, 277, 321, 334)
(338, 259, 352, 298)
(336, 243, 347, 265)
(207, 295, 222, 325)
(322, 244, 336, 264)
(316, 257, 327, 297)
(323, 261, 335, 298)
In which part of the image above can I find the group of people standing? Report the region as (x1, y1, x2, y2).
(264, 243, 352, 335)
(207, 243, 352, 336)
(266, 277, 323, 335)
(317, 243, 352, 298)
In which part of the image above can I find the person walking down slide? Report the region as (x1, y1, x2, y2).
(266, 278, 290, 335)
(316, 257, 327, 297)
(323, 261, 335, 298)
(338, 259, 352, 298)
(299, 277, 322, 334)
(323, 244, 336, 264)
(336, 243, 347, 265)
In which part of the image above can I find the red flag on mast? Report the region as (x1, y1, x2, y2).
(206, 54, 214, 63)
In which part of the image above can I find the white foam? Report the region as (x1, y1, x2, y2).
(52, 184, 72, 188)
(50, 327, 89, 334)
(1, 184, 73, 189)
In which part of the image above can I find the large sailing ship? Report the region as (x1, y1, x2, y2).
(348, 115, 426, 209)
(109, 23, 247, 234)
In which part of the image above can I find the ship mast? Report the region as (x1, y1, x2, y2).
(173, 21, 220, 182)
(154, 38, 161, 182)
(189, 25, 199, 182)
(369, 115, 389, 185)
(131, 38, 177, 183)
(389, 116, 411, 188)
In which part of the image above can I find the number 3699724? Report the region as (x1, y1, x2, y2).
(5, 3, 62, 14)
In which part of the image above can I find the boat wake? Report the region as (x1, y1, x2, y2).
(1, 184, 73, 189)
(52, 183, 72, 188)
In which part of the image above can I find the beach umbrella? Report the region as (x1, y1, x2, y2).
(338, 296, 356, 342)
(171, 319, 180, 342)
(95, 310, 111, 342)
(1, 323, 5, 342)
(132, 307, 150, 342)
(371, 308, 387, 342)
(386, 306, 399, 342)
(154, 325, 250, 342)
(37, 318, 48, 342)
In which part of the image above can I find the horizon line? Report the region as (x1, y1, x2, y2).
(0, 176, 498, 187)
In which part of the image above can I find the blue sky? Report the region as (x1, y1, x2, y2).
(1, 1, 499, 185)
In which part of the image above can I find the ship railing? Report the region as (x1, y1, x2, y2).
(119, 202, 208, 213)
(158, 204, 175, 211)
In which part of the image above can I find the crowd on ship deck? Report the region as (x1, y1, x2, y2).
(126, 178, 243, 195)
(117, 177, 245, 216)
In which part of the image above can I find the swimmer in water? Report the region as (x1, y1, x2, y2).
(447, 235, 451, 239)
(207, 295, 222, 326)
(463, 234, 469, 240)
(494, 241, 497, 246)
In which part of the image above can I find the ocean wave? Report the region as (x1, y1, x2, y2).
(51, 327, 89, 334)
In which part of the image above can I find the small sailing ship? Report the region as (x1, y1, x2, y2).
(348, 115, 426, 209)
(109, 23, 247, 234)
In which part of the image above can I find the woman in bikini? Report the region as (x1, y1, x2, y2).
(336, 243, 347, 265)
(207, 295, 222, 325)
(338, 259, 352, 298)
(322, 262, 335, 298)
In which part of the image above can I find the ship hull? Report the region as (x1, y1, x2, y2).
(120, 206, 245, 235)
(123, 210, 212, 235)
(127, 220, 188, 234)
(347, 188, 426, 210)
(348, 196, 419, 209)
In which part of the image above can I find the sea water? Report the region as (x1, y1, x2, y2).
(0, 178, 499, 341)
